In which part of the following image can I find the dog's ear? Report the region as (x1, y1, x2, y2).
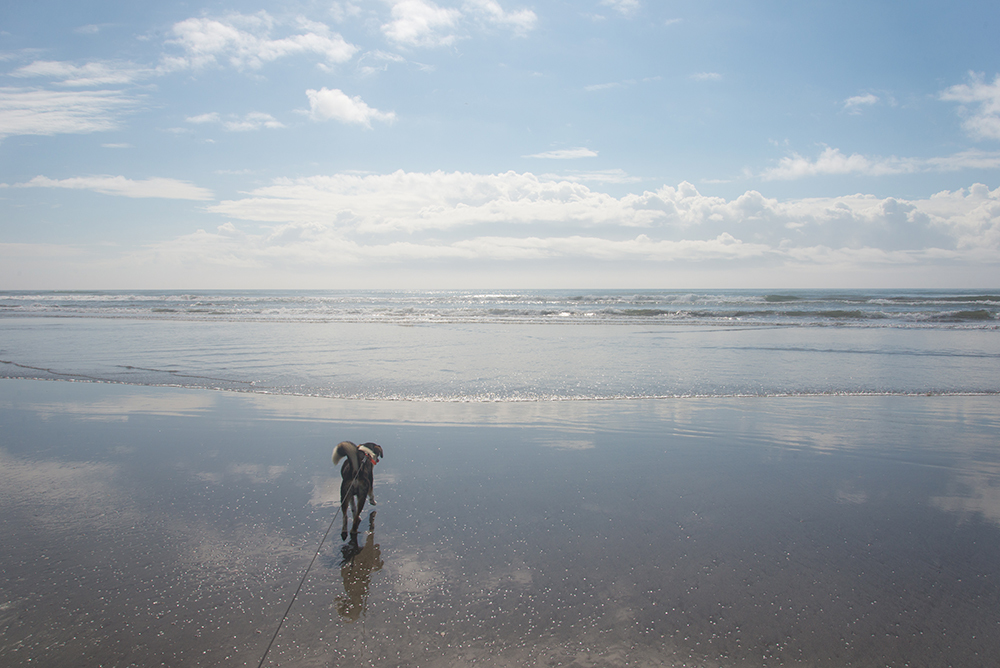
(364, 442, 384, 459)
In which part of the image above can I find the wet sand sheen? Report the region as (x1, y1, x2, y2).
(1, 379, 999, 667)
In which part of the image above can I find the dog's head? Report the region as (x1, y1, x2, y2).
(359, 442, 384, 462)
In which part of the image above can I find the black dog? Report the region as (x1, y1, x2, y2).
(332, 441, 384, 539)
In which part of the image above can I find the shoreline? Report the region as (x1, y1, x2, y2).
(3, 373, 1000, 402)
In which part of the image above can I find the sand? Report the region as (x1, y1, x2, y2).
(1, 378, 999, 667)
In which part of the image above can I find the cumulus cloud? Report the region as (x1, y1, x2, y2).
(15, 175, 214, 200)
(306, 88, 396, 127)
(761, 146, 1000, 180)
(382, 0, 463, 47)
(939, 72, 1000, 141)
(690, 72, 721, 81)
(381, 0, 536, 47)
(209, 170, 662, 233)
(201, 171, 1000, 261)
(0, 87, 136, 139)
(91, 175, 988, 287)
(7, 176, 999, 286)
(524, 147, 598, 159)
(162, 12, 357, 71)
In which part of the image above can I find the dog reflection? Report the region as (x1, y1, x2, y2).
(336, 511, 383, 621)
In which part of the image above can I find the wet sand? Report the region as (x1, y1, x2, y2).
(1, 379, 999, 667)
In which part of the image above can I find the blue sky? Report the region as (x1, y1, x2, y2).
(2, 0, 999, 288)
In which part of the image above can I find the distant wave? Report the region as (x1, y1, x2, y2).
(1, 289, 997, 329)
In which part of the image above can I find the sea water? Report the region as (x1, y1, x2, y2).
(1, 288, 998, 398)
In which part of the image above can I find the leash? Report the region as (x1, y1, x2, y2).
(255, 462, 364, 668)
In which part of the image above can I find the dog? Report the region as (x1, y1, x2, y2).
(333, 441, 384, 539)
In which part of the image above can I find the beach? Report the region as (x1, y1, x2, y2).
(3, 378, 999, 667)
(2, 289, 998, 666)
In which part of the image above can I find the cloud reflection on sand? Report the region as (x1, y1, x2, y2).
(0, 449, 131, 531)
(932, 470, 1000, 525)
(1, 386, 218, 421)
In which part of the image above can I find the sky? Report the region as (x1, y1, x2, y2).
(1, 0, 999, 289)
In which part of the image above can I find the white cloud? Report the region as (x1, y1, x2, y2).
(464, 0, 537, 34)
(208, 170, 659, 233)
(114, 176, 994, 284)
(186, 112, 221, 124)
(162, 12, 357, 71)
(381, 0, 535, 48)
(690, 72, 721, 81)
(11, 60, 152, 86)
(16, 175, 214, 200)
(939, 72, 1000, 141)
(843, 93, 878, 114)
(6, 177, 999, 287)
(140, 225, 770, 270)
(382, 0, 462, 47)
(330, 2, 363, 23)
(223, 112, 285, 131)
(357, 50, 408, 76)
(600, 0, 640, 17)
(923, 149, 1000, 171)
(584, 82, 622, 92)
(763, 147, 885, 179)
(186, 111, 284, 131)
(524, 147, 598, 159)
(306, 88, 396, 127)
(0, 87, 136, 139)
(542, 169, 643, 184)
(201, 171, 1000, 260)
(761, 146, 1000, 180)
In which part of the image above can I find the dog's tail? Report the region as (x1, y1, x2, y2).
(333, 440, 360, 471)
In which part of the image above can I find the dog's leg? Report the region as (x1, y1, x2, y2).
(348, 494, 360, 536)
(341, 476, 352, 540)
(341, 497, 350, 541)
(352, 494, 366, 536)
(368, 470, 376, 506)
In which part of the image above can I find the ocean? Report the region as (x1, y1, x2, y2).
(2, 288, 999, 399)
(2, 288, 999, 667)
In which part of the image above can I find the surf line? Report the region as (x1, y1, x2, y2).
(255, 463, 364, 668)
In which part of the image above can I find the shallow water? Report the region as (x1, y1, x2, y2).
(3, 317, 1000, 400)
(2, 288, 1000, 401)
(2, 379, 998, 667)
